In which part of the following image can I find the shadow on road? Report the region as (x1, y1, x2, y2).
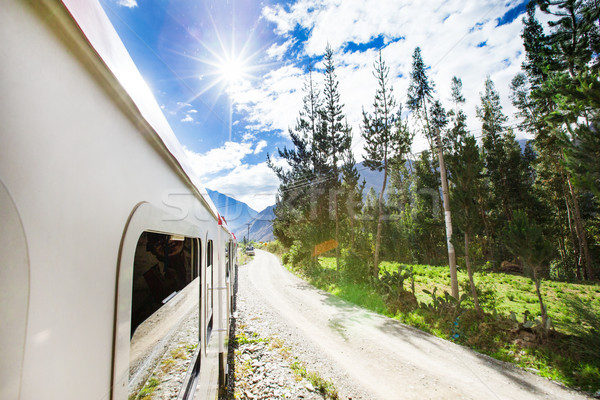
(316, 282, 546, 397)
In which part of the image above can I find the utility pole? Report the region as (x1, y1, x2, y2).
(246, 223, 252, 244)
(435, 128, 459, 299)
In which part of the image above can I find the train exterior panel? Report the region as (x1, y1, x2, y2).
(0, 1, 235, 399)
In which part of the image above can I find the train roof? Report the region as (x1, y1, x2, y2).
(58, 0, 232, 235)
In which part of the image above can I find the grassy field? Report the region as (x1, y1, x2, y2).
(298, 257, 600, 393)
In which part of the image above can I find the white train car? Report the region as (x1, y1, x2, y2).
(0, 0, 236, 399)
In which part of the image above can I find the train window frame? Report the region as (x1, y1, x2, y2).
(0, 181, 30, 399)
(205, 239, 214, 342)
(112, 202, 204, 400)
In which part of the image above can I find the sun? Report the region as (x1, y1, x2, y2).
(218, 54, 248, 85)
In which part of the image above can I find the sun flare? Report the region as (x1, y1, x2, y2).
(219, 55, 247, 85)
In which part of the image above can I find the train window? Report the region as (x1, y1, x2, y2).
(206, 240, 214, 340)
(129, 231, 201, 400)
(225, 242, 230, 279)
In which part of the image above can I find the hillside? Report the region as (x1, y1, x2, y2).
(206, 189, 276, 242)
(205, 189, 258, 237)
(247, 205, 275, 242)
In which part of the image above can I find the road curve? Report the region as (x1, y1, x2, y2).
(241, 250, 591, 400)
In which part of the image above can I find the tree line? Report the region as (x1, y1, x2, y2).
(268, 0, 599, 308)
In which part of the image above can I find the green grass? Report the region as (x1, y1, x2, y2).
(137, 377, 160, 400)
(293, 256, 600, 393)
(377, 260, 600, 337)
(290, 360, 339, 399)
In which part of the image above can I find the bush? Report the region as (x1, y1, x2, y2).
(286, 240, 313, 269)
(264, 240, 286, 257)
(341, 249, 370, 284)
(459, 279, 498, 312)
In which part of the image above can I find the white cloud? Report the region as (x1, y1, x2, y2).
(242, 132, 256, 141)
(256, 0, 531, 157)
(181, 114, 194, 123)
(204, 162, 280, 211)
(117, 0, 137, 8)
(231, 65, 305, 137)
(183, 142, 255, 177)
(266, 39, 296, 61)
(254, 140, 268, 154)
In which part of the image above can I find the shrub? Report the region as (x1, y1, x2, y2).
(287, 240, 311, 268)
(460, 280, 498, 312)
(264, 240, 286, 256)
(341, 249, 370, 284)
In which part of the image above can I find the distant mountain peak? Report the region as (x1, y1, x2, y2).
(205, 189, 274, 241)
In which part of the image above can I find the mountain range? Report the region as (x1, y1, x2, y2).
(206, 162, 386, 243)
(206, 189, 275, 242)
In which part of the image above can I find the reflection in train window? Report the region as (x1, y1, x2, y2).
(130, 232, 193, 335)
(129, 231, 200, 400)
(225, 241, 230, 280)
(206, 240, 214, 340)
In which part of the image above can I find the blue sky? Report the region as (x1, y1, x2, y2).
(100, 0, 535, 211)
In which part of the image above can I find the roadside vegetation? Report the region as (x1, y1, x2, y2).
(279, 253, 600, 393)
(266, 1, 600, 395)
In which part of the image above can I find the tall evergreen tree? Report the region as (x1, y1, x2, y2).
(478, 77, 536, 264)
(362, 50, 413, 279)
(320, 44, 352, 271)
(268, 68, 329, 261)
(446, 77, 483, 314)
(517, 0, 598, 279)
(505, 210, 554, 330)
(477, 77, 513, 221)
(407, 47, 436, 148)
(537, 0, 599, 77)
(407, 47, 458, 297)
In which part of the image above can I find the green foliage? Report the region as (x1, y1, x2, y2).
(264, 240, 286, 257)
(407, 46, 435, 131)
(505, 210, 553, 275)
(421, 287, 467, 316)
(291, 361, 339, 399)
(341, 247, 371, 284)
(379, 265, 413, 295)
(297, 258, 600, 392)
(137, 377, 160, 399)
(459, 279, 498, 312)
(285, 240, 313, 269)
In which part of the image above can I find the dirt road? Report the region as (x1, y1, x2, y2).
(240, 250, 591, 400)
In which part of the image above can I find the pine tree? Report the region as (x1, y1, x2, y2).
(407, 47, 436, 148)
(446, 77, 483, 314)
(477, 77, 512, 222)
(537, 0, 599, 77)
(517, 0, 598, 280)
(478, 77, 539, 265)
(268, 68, 328, 261)
(362, 50, 413, 279)
(320, 44, 352, 271)
(505, 210, 554, 331)
(407, 47, 458, 297)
